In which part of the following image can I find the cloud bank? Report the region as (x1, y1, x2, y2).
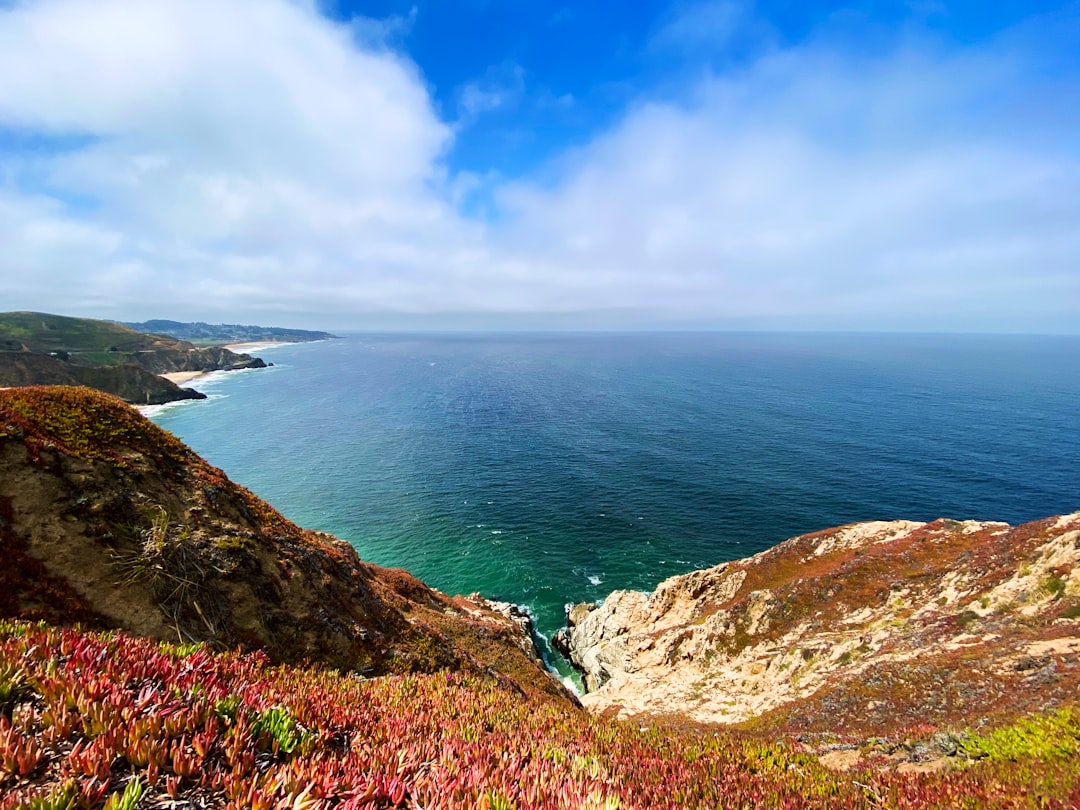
(0, 0, 1077, 331)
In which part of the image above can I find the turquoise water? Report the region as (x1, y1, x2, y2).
(148, 332, 1080, 667)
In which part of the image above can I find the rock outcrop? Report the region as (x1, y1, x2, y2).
(0, 386, 569, 702)
(558, 516, 1080, 733)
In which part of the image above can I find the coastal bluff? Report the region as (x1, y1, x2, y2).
(0, 386, 567, 702)
(556, 515, 1080, 733)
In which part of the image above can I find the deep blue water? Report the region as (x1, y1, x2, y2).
(148, 332, 1079, 668)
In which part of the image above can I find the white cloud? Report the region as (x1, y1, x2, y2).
(0, 0, 473, 318)
(0, 0, 1076, 331)
(457, 63, 526, 118)
(349, 5, 418, 49)
(650, 1, 760, 53)
(492, 29, 1080, 329)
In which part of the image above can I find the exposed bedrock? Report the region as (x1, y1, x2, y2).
(556, 516, 1080, 731)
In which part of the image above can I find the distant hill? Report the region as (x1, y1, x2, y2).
(1, 311, 182, 357)
(122, 319, 339, 345)
(0, 312, 266, 404)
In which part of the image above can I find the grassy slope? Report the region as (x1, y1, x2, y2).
(0, 312, 182, 360)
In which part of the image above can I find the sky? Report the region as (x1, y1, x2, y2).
(0, 0, 1078, 332)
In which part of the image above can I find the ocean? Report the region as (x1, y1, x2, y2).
(147, 332, 1079, 672)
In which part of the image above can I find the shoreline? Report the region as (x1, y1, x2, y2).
(223, 340, 299, 352)
(161, 341, 301, 386)
(161, 371, 208, 385)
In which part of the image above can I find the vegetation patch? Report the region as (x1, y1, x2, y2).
(960, 707, 1080, 761)
(1, 622, 1079, 809)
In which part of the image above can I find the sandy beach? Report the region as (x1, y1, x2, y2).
(160, 342, 298, 386)
(223, 341, 296, 352)
(161, 371, 208, 385)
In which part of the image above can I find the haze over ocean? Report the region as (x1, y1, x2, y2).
(148, 333, 1079, 666)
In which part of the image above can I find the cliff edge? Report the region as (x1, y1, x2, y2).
(0, 386, 568, 702)
(556, 516, 1080, 734)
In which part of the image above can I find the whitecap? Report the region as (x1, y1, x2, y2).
(139, 392, 226, 419)
(138, 400, 189, 418)
(560, 675, 583, 697)
(187, 366, 266, 391)
(587, 574, 603, 586)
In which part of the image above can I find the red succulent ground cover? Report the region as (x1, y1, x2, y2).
(2, 622, 1079, 810)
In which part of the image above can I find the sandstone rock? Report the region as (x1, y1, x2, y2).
(557, 514, 1080, 731)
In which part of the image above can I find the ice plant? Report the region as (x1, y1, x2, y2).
(0, 621, 1076, 809)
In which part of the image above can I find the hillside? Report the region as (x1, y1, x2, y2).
(0, 312, 266, 404)
(556, 516, 1080, 737)
(0, 352, 207, 406)
(0, 386, 564, 701)
(122, 319, 339, 345)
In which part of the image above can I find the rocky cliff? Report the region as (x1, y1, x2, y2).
(0, 386, 567, 702)
(0, 351, 208, 405)
(556, 516, 1080, 734)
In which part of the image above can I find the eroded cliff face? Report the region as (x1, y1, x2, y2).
(556, 516, 1080, 733)
(0, 386, 569, 703)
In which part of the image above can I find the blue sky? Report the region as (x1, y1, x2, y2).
(353, 0, 1075, 179)
(0, 0, 1077, 331)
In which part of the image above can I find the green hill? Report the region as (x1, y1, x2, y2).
(122, 318, 339, 345)
(0, 311, 183, 361)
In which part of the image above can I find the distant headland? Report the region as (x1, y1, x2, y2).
(0, 311, 337, 405)
(121, 318, 339, 346)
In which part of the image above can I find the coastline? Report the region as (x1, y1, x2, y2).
(159, 342, 298, 386)
(223, 340, 299, 352)
(161, 371, 207, 385)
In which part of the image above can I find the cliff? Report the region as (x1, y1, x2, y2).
(0, 312, 266, 404)
(0, 351, 207, 405)
(0, 386, 566, 701)
(556, 516, 1080, 736)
